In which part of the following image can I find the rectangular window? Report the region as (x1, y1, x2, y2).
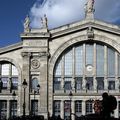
(31, 100, 38, 115)
(53, 100, 61, 117)
(64, 50, 73, 76)
(0, 100, 7, 120)
(96, 45, 104, 76)
(75, 100, 82, 117)
(86, 101, 93, 114)
(10, 100, 17, 117)
(54, 77, 61, 90)
(75, 77, 82, 90)
(64, 78, 72, 90)
(86, 44, 93, 65)
(86, 77, 93, 90)
(1, 77, 8, 89)
(96, 77, 104, 90)
(11, 77, 18, 90)
(75, 46, 83, 75)
(107, 48, 115, 77)
(64, 101, 70, 120)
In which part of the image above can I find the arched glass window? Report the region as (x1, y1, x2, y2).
(31, 78, 38, 91)
(0, 62, 18, 90)
(54, 42, 119, 92)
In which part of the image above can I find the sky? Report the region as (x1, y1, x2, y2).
(0, 0, 120, 47)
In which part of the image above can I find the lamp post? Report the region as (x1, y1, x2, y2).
(12, 91, 16, 117)
(69, 91, 73, 120)
(22, 79, 27, 117)
(33, 84, 40, 116)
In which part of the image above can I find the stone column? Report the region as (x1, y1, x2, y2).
(7, 100, 10, 119)
(104, 46, 108, 91)
(82, 100, 86, 115)
(61, 100, 64, 119)
(21, 52, 31, 115)
(71, 100, 75, 120)
(39, 52, 49, 119)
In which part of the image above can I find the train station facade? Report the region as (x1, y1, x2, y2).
(0, 0, 120, 119)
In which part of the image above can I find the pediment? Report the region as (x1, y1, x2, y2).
(50, 19, 120, 38)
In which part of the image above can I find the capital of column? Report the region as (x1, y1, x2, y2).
(21, 52, 31, 58)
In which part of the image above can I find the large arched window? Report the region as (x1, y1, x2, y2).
(53, 42, 120, 92)
(0, 61, 18, 90)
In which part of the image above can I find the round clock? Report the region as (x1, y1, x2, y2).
(86, 65, 93, 72)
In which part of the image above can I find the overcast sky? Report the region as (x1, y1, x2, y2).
(0, 0, 120, 47)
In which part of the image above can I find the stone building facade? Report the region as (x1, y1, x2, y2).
(0, 1, 120, 119)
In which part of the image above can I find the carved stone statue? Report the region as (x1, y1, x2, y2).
(41, 14, 48, 28)
(24, 15, 30, 32)
(85, 0, 95, 13)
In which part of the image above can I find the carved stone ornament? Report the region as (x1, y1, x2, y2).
(31, 59, 40, 69)
(87, 26, 94, 40)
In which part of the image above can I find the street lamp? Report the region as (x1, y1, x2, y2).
(12, 91, 16, 117)
(33, 84, 40, 116)
(22, 79, 27, 117)
(69, 91, 73, 120)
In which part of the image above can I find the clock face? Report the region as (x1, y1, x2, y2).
(86, 65, 93, 72)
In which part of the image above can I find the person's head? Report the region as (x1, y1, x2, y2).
(102, 92, 117, 114)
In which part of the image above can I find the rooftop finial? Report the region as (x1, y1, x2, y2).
(85, 0, 95, 20)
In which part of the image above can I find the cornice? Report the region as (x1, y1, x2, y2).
(50, 19, 120, 39)
(0, 42, 23, 54)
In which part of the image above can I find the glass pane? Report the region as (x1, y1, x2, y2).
(54, 58, 62, 76)
(108, 47, 115, 76)
(10, 100, 17, 117)
(108, 78, 115, 90)
(12, 65, 18, 75)
(75, 77, 82, 90)
(86, 44, 93, 65)
(31, 100, 38, 115)
(64, 101, 70, 120)
(75, 46, 83, 75)
(64, 50, 73, 76)
(53, 100, 60, 117)
(86, 77, 93, 90)
(31, 78, 38, 90)
(96, 45, 104, 76)
(12, 77, 18, 90)
(75, 100, 82, 117)
(1, 64, 9, 75)
(54, 77, 61, 90)
(0, 100, 7, 119)
(64, 78, 72, 90)
(96, 77, 104, 90)
(86, 101, 93, 114)
(118, 55, 120, 77)
(1, 77, 8, 89)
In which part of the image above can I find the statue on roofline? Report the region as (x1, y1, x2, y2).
(85, 0, 95, 13)
(41, 14, 48, 28)
(24, 15, 30, 32)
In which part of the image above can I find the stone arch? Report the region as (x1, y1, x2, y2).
(49, 35, 120, 74)
(48, 34, 120, 114)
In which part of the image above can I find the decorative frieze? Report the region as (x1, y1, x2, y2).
(39, 51, 50, 57)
